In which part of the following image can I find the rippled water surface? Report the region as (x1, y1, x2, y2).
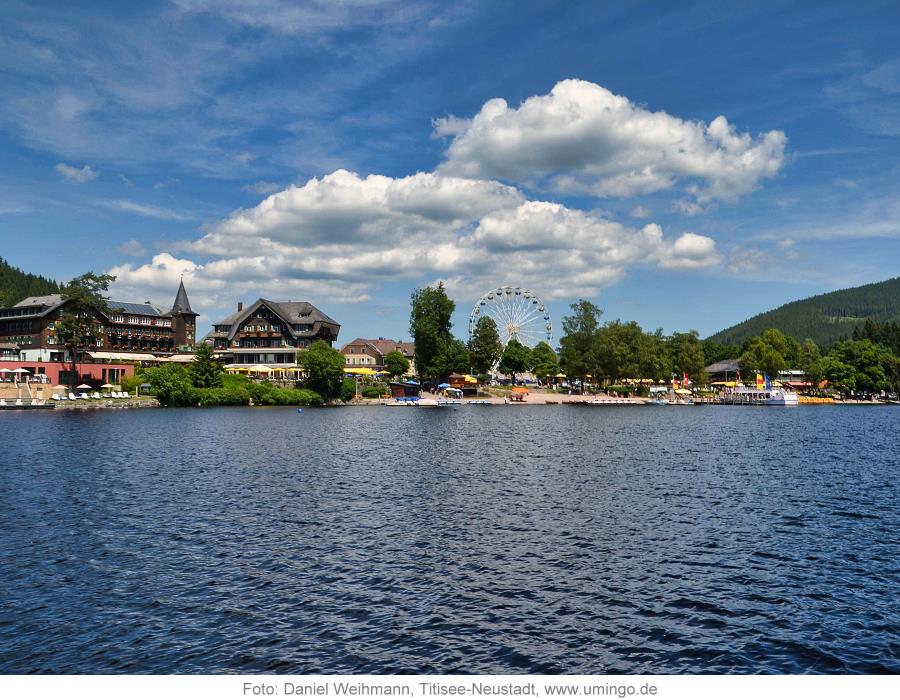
(1, 405, 898, 674)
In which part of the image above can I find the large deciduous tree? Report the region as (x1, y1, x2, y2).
(739, 328, 799, 380)
(432, 337, 470, 379)
(667, 330, 706, 383)
(498, 339, 531, 386)
(409, 282, 455, 383)
(827, 339, 887, 395)
(384, 349, 410, 379)
(529, 341, 559, 384)
(297, 340, 346, 400)
(559, 299, 602, 388)
(56, 272, 118, 384)
(468, 316, 503, 375)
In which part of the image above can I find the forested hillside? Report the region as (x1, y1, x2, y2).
(0, 257, 62, 308)
(707, 277, 900, 348)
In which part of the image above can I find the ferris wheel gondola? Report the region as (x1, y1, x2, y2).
(468, 286, 552, 348)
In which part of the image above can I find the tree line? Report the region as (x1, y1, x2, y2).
(0, 256, 62, 308)
(409, 286, 706, 388)
(409, 284, 900, 397)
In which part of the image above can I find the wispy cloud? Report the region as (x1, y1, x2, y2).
(56, 162, 99, 182)
(0, 204, 31, 215)
(97, 199, 195, 221)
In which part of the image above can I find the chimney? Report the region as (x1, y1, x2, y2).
(237, 302, 243, 312)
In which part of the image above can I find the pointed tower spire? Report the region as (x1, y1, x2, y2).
(171, 278, 194, 315)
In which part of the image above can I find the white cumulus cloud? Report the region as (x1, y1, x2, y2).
(113, 170, 721, 312)
(436, 79, 786, 206)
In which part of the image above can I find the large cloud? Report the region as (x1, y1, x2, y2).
(186, 169, 523, 254)
(111, 170, 720, 312)
(436, 79, 786, 206)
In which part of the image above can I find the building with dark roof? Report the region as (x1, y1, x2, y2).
(206, 299, 340, 367)
(0, 281, 199, 362)
(340, 337, 415, 375)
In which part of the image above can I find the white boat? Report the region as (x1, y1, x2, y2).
(719, 387, 799, 406)
(646, 397, 669, 406)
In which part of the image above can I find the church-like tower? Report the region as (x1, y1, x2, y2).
(170, 279, 199, 349)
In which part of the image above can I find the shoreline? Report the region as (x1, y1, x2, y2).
(10, 393, 889, 411)
(51, 398, 160, 410)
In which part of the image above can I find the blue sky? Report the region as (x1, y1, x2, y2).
(2, 0, 900, 344)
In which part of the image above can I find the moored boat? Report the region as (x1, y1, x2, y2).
(718, 387, 799, 406)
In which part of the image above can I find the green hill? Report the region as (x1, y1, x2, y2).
(707, 277, 900, 348)
(0, 257, 62, 308)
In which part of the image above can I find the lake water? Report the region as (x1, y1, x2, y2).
(1, 405, 898, 674)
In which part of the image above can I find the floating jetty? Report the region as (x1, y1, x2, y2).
(0, 400, 55, 410)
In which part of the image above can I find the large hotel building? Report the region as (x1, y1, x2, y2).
(206, 299, 340, 367)
(0, 280, 198, 363)
(0, 282, 342, 382)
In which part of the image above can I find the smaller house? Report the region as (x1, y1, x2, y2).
(448, 372, 479, 396)
(704, 359, 741, 383)
(341, 337, 415, 375)
(390, 381, 420, 399)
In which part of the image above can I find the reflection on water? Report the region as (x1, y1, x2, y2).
(1, 405, 898, 673)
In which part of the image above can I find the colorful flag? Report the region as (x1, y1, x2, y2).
(764, 373, 772, 390)
(683, 372, 689, 387)
(756, 373, 764, 389)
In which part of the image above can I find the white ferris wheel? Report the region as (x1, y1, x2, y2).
(468, 286, 552, 348)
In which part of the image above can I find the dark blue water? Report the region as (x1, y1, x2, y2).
(1, 405, 898, 674)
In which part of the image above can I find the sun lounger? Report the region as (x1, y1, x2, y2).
(68, 392, 77, 400)
(92, 392, 101, 399)
(77, 392, 89, 400)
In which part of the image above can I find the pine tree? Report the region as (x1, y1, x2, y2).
(189, 343, 222, 388)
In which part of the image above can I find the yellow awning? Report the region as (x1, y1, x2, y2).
(344, 367, 377, 375)
(248, 365, 272, 372)
(463, 375, 478, 383)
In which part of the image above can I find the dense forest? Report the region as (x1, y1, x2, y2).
(707, 277, 900, 349)
(0, 257, 62, 308)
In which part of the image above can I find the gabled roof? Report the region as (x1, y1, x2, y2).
(14, 294, 64, 308)
(266, 300, 339, 326)
(704, 359, 741, 373)
(340, 338, 414, 357)
(170, 280, 195, 315)
(208, 298, 340, 343)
